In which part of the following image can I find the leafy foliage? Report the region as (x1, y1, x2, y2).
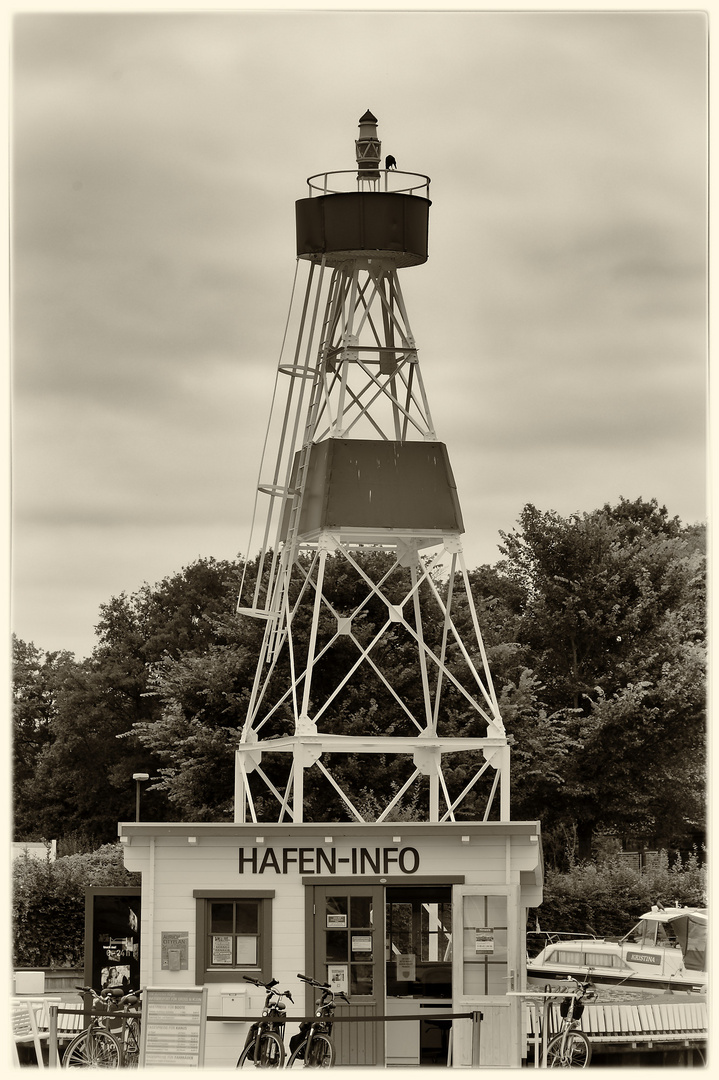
(496, 498, 705, 857)
(12, 500, 705, 861)
(532, 850, 707, 938)
(12, 844, 139, 968)
(13, 558, 243, 845)
(12, 639, 76, 824)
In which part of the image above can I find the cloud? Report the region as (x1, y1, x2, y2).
(11, 10, 706, 658)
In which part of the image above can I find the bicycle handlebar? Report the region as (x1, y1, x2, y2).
(242, 975, 294, 1004)
(297, 974, 349, 1005)
(297, 974, 331, 989)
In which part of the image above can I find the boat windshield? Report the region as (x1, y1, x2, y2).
(621, 918, 659, 946)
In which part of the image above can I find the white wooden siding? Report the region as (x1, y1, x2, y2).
(120, 826, 540, 1066)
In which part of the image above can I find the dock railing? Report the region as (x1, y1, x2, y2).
(509, 990, 707, 1067)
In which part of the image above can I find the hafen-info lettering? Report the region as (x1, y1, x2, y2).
(239, 846, 420, 875)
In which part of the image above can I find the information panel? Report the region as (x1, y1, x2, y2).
(139, 986, 207, 1067)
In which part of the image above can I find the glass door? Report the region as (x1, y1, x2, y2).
(385, 886, 453, 1065)
(461, 893, 508, 995)
(310, 885, 384, 1066)
(452, 885, 521, 1067)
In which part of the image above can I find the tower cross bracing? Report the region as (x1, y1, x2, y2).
(235, 114, 511, 825)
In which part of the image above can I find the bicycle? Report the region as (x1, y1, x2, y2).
(287, 974, 349, 1068)
(117, 989, 141, 1068)
(237, 976, 294, 1068)
(61, 985, 142, 1068)
(544, 977, 595, 1068)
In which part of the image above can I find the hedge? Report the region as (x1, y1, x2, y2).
(13, 843, 140, 969)
(531, 850, 706, 938)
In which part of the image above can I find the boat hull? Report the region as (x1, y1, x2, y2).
(527, 964, 706, 996)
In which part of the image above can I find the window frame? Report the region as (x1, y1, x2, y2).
(194, 890, 274, 984)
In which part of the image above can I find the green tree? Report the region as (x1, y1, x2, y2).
(12, 637, 77, 835)
(14, 504, 704, 852)
(496, 498, 705, 858)
(14, 558, 244, 844)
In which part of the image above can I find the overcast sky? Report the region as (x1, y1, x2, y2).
(11, 8, 707, 660)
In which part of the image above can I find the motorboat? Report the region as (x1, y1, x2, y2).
(527, 904, 707, 995)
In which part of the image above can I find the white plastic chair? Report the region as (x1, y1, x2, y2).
(12, 998, 48, 1067)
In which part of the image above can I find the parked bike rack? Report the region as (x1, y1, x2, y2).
(206, 1008, 483, 1068)
(41, 1002, 482, 1067)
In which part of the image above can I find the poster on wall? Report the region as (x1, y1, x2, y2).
(85, 888, 141, 993)
(475, 927, 495, 954)
(327, 965, 348, 994)
(396, 953, 416, 981)
(211, 935, 233, 964)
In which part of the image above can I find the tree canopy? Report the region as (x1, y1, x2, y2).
(13, 499, 705, 864)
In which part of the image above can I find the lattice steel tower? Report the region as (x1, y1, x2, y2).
(235, 112, 510, 824)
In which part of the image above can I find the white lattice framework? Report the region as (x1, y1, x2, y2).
(235, 172, 511, 825)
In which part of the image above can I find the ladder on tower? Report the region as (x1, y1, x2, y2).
(264, 272, 339, 662)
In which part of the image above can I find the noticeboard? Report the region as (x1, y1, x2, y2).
(161, 931, 189, 971)
(139, 986, 208, 1067)
(475, 927, 495, 954)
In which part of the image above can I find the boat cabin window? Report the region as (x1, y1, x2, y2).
(655, 922, 679, 948)
(583, 951, 626, 969)
(552, 949, 626, 970)
(551, 949, 583, 966)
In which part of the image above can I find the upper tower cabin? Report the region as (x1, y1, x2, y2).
(295, 110, 431, 268)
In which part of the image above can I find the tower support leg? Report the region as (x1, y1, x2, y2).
(429, 771, 439, 822)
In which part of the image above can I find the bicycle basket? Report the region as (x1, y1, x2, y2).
(289, 1022, 311, 1059)
(559, 997, 584, 1020)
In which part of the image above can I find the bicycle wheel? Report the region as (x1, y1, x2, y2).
(237, 1031, 285, 1068)
(62, 1028, 122, 1068)
(305, 1033, 334, 1068)
(546, 1029, 592, 1068)
(286, 1038, 309, 1068)
(123, 1018, 141, 1067)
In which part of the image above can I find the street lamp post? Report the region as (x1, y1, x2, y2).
(133, 773, 149, 822)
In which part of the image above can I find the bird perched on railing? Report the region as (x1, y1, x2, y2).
(385, 155, 397, 170)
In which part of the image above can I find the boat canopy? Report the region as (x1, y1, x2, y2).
(620, 911, 706, 972)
